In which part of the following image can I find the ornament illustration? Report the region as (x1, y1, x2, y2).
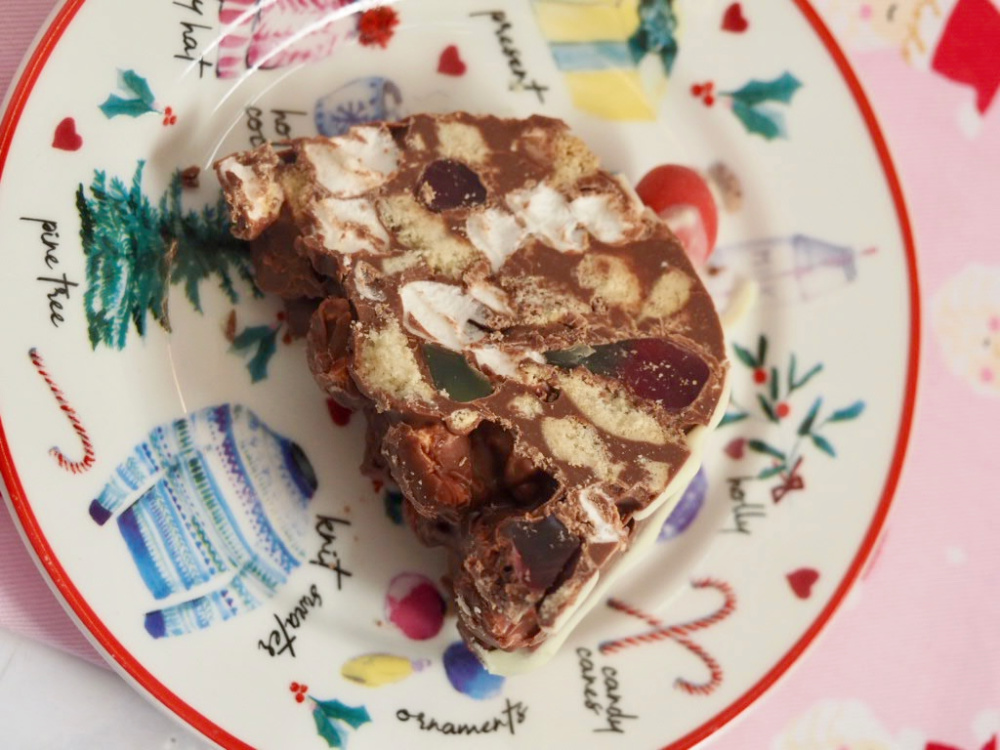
(341, 654, 430, 688)
(385, 573, 446, 640)
(443, 641, 506, 700)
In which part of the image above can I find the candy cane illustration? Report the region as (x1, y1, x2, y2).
(28, 348, 95, 474)
(600, 578, 736, 696)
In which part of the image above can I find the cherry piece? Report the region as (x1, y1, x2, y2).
(546, 338, 710, 411)
(503, 515, 580, 593)
(417, 159, 487, 212)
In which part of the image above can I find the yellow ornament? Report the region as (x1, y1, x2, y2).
(341, 653, 428, 688)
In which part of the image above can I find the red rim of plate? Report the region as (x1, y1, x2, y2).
(0, 2, 920, 748)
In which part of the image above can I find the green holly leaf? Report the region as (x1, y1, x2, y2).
(99, 94, 156, 119)
(314, 698, 372, 729)
(791, 362, 824, 392)
(748, 439, 786, 460)
(758, 465, 785, 479)
(312, 707, 349, 748)
(797, 397, 822, 436)
(230, 325, 272, 351)
(811, 433, 836, 457)
(731, 101, 786, 141)
(829, 400, 865, 422)
(383, 490, 405, 526)
(719, 411, 748, 427)
(732, 343, 758, 369)
(769, 366, 779, 401)
(756, 335, 768, 367)
(627, 0, 679, 73)
(118, 69, 156, 106)
(726, 72, 802, 106)
(757, 394, 778, 423)
(231, 325, 279, 383)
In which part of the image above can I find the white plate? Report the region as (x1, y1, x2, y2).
(0, 1, 918, 748)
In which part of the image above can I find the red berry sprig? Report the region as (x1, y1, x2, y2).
(290, 681, 309, 704)
(162, 106, 177, 126)
(690, 82, 716, 107)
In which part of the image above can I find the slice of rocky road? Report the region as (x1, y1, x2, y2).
(215, 112, 729, 673)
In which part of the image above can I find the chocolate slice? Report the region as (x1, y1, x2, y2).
(215, 112, 728, 672)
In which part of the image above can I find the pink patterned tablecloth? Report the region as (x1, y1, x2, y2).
(0, 1, 997, 748)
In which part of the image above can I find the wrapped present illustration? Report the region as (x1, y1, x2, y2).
(705, 234, 874, 308)
(531, 0, 679, 120)
(315, 77, 404, 137)
(89, 404, 318, 638)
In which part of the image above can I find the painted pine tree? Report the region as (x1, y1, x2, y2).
(76, 160, 258, 350)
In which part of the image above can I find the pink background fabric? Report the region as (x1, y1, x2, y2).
(0, 1, 997, 747)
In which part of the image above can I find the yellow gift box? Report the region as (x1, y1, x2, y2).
(531, 0, 674, 121)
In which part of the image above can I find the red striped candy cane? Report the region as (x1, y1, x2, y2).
(28, 348, 96, 474)
(600, 578, 737, 695)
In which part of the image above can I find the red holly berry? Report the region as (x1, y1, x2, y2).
(776, 402, 790, 418)
(289, 682, 299, 692)
(704, 94, 715, 107)
(357, 6, 400, 48)
(691, 84, 704, 96)
(704, 81, 715, 92)
(300, 684, 309, 693)
(753, 368, 767, 384)
(165, 106, 173, 116)
(295, 694, 305, 703)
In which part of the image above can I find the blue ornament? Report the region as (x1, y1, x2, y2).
(443, 641, 505, 700)
(659, 466, 708, 541)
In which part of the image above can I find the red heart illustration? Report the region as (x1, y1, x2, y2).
(722, 3, 749, 33)
(438, 45, 467, 76)
(787, 568, 819, 599)
(724, 438, 745, 459)
(52, 117, 82, 151)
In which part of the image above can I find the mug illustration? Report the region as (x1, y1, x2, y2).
(89, 404, 318, 638)
(315, 77, 404, 137)
(932, 263, 1000, 397)
(824, 0, 1000, 135)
